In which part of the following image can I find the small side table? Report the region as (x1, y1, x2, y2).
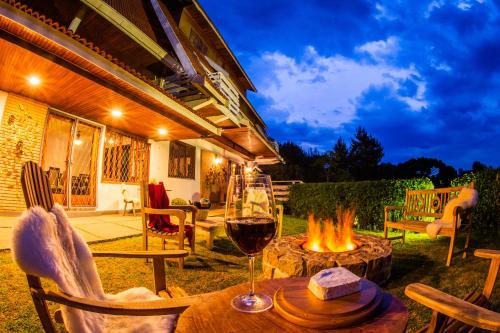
(176, 278, 408, 333)
(196, 217, 225, 250)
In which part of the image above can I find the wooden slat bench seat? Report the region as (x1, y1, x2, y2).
(384, 183, 475, 266)
(385, 221, 457, 236)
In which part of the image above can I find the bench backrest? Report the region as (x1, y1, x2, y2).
(404, 183, 474, 219)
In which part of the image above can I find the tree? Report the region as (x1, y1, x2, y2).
(261, 141, 307, 180)
(329, 137, 352, 181)
(348, 127, 384, 180)
(396, 157, 457, 187)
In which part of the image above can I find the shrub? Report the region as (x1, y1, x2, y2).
(451, 169, 500, 234)
(171, 198, 188, 206)
(288, 178, 433, 230)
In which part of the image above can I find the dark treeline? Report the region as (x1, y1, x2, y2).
(262, 127, 494, 187)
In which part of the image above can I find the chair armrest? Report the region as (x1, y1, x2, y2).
(170, 205, 198, 213)
(405, 283, 500, 331)
(384, 205, 404, 212)
(92, 250, 189, 259)
(143, 208, 186, 221)
(31, 287, 199, 316)
(475, 249, 500, 260)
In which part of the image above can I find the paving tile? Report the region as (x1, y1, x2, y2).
(75, 222, 141, 240)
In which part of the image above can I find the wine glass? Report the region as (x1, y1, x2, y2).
(225, 173, 277, 313)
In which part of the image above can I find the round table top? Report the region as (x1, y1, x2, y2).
(176, 278, 408, 333)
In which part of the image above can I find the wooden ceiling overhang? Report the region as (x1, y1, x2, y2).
(0, 1, 221, 141)
(221, 126, 281, 162)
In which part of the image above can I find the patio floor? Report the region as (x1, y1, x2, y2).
(0, 208, 226, 250)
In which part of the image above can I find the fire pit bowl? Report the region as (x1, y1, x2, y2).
(263, 233, 392, 285)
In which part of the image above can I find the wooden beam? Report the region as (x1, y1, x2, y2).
(149, 0, 198, 78)
(191, 98, 215, 110)
(80, 0, 184, 74)
(207, 115, 229, 124)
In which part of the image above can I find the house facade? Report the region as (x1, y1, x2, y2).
(0, 0, 280, 212)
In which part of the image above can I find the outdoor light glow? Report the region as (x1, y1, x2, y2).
(74, 131, 82, 146)
(158, 128, 168, 135)
(111, 109, 122, 117)
(214, 157, 223, 165)
(244, 166, 253, 174)
(27, 76, 41, 86)
(108, 139, 115, 144)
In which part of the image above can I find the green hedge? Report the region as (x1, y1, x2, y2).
(288, 178, 433, 230)
(451, 169, 499, 233)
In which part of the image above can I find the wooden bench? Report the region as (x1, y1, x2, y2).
(384, 183, 475, 266)
(196, 217, 225, 250)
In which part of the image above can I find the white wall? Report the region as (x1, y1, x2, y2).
(149, 140, 200, 202)
(0, 90, 8, 122)
(148, 138, 245, 203)
(95, 126, 140, 211)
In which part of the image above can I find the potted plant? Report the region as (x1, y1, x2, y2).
(193, 198, 211, 221)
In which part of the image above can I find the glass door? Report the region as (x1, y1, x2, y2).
(41, 113, 72, 206)
(70, 121, 101, 207)
(41, 112, 101, 208)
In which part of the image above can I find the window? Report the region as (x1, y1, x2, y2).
(169, 141, 196, 179)
(102, 130, 150, 184)
(189, 29, 208, 55)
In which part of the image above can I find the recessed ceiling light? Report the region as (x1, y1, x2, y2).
(28, 76, 41, 86)
(111, 109, 122, 117)
(158, 128, 168, 135)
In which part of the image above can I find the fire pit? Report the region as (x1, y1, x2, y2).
(263, 210, 392, 285)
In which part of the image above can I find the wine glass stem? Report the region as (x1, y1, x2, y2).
(248, 255, 255, 296)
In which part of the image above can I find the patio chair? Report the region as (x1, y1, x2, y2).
(121, 184, 140, 216)
(141, 181, 197, 268)
(16, 161, 197, 333)
(405, 248, 500, 332)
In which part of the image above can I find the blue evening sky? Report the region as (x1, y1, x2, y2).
(198, 0, 500, 169)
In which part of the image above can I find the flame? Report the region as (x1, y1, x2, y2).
(304, 208, 357, 253)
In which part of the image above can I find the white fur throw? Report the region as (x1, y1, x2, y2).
(426, 188, 478, 239)
(11, 204, 176, 333)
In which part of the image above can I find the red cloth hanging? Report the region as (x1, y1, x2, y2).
(147, 182, 193, 246)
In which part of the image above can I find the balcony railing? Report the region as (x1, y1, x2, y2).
(208, 72, 241, 118)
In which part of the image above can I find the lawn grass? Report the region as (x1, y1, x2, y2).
(0, 215, 499, 332)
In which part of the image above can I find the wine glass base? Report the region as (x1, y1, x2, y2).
(231, 293, 273, 313)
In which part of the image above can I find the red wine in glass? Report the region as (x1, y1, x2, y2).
(225, 217, 277, 255)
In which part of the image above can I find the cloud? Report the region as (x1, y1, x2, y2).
(356, 36, 399, 62)
(254, 46, 427, 129)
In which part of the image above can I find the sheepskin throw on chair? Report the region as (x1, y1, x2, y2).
(11, 204, 176, 333)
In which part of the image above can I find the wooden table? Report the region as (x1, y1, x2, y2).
(196, 217, 225, 250)
(176, 278, 408, 333)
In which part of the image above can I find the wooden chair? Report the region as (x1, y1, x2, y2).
(405, 248, 500, 332)
(140, 181, 197, 269)
(20, 161, 197, 333)
(121, 185, 140, 216)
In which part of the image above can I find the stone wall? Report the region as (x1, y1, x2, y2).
(0, 93, 48, 211)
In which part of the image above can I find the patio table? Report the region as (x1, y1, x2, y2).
(176, 277, 408, 333)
